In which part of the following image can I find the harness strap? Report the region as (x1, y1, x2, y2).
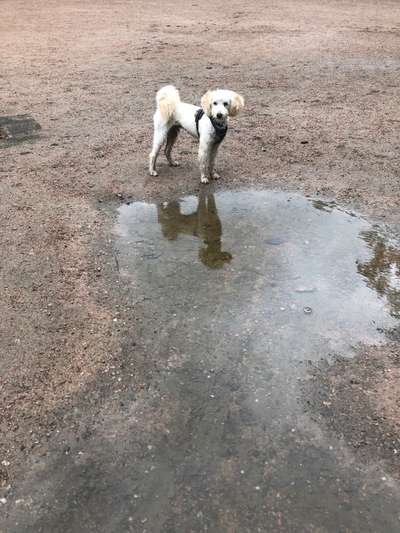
(195, 108, 228, 144)
(210, 116, 228, 143)
(195, 108, 204, 137)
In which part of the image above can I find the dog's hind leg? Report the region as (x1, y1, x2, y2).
(164, 125, 180, 167)
(149, 114, 168, 176)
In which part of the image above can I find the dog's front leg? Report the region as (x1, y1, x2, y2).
(198, 139, 211, 184)
(209, 144, 220, 180)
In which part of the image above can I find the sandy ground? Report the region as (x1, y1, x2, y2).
(1, 0, 400, 517)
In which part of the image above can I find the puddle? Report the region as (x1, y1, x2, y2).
(116, 190, 399, 358)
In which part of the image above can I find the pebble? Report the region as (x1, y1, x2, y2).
(295, 287, 316, 293)
(265, 238, 284, 245)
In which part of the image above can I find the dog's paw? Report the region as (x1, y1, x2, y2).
(212, 171, 221, 180)
(200, 175, 209, 184)
(149, 169, 158, 176)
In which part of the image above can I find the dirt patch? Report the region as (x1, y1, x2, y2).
(304, 339, 400, 477)
(0, 185, 117, 487)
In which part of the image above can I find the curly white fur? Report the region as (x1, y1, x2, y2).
(149, 85, 244, 183)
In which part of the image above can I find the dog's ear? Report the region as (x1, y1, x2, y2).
(228, 92, 245, 117)
(201, 90, 213, 116)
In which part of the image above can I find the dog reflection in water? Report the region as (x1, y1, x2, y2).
(157, 192, 232, 268)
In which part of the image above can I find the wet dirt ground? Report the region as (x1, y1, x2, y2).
(1, 0, 400, 531)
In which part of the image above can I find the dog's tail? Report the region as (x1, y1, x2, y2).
(156, 85, 180, 122)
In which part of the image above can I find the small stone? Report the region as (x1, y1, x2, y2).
(303, 306, 313, 314)
(265, 238, 284, 245)
(295, 287, 316, 293)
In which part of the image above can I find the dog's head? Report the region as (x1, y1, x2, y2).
(201, 89, 245, 122)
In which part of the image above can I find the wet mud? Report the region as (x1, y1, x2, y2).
(3, 190, 400, 532)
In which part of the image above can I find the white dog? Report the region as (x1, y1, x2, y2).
(149, 85, 244, 183)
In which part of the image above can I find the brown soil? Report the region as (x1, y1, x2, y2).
(1, 0, 400, 490)
(305, 338, 400, 478)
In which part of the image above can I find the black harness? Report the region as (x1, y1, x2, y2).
(195, 108, 227, 144)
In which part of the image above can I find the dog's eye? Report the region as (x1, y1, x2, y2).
(213, 101, 218, 106)
(223, 102, 228, 107)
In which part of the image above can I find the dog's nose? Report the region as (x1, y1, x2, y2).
(217, 112, 223, 119)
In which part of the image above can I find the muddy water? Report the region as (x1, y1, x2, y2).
(5, 190, 400, 532)
(116, 190, 399, 358)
